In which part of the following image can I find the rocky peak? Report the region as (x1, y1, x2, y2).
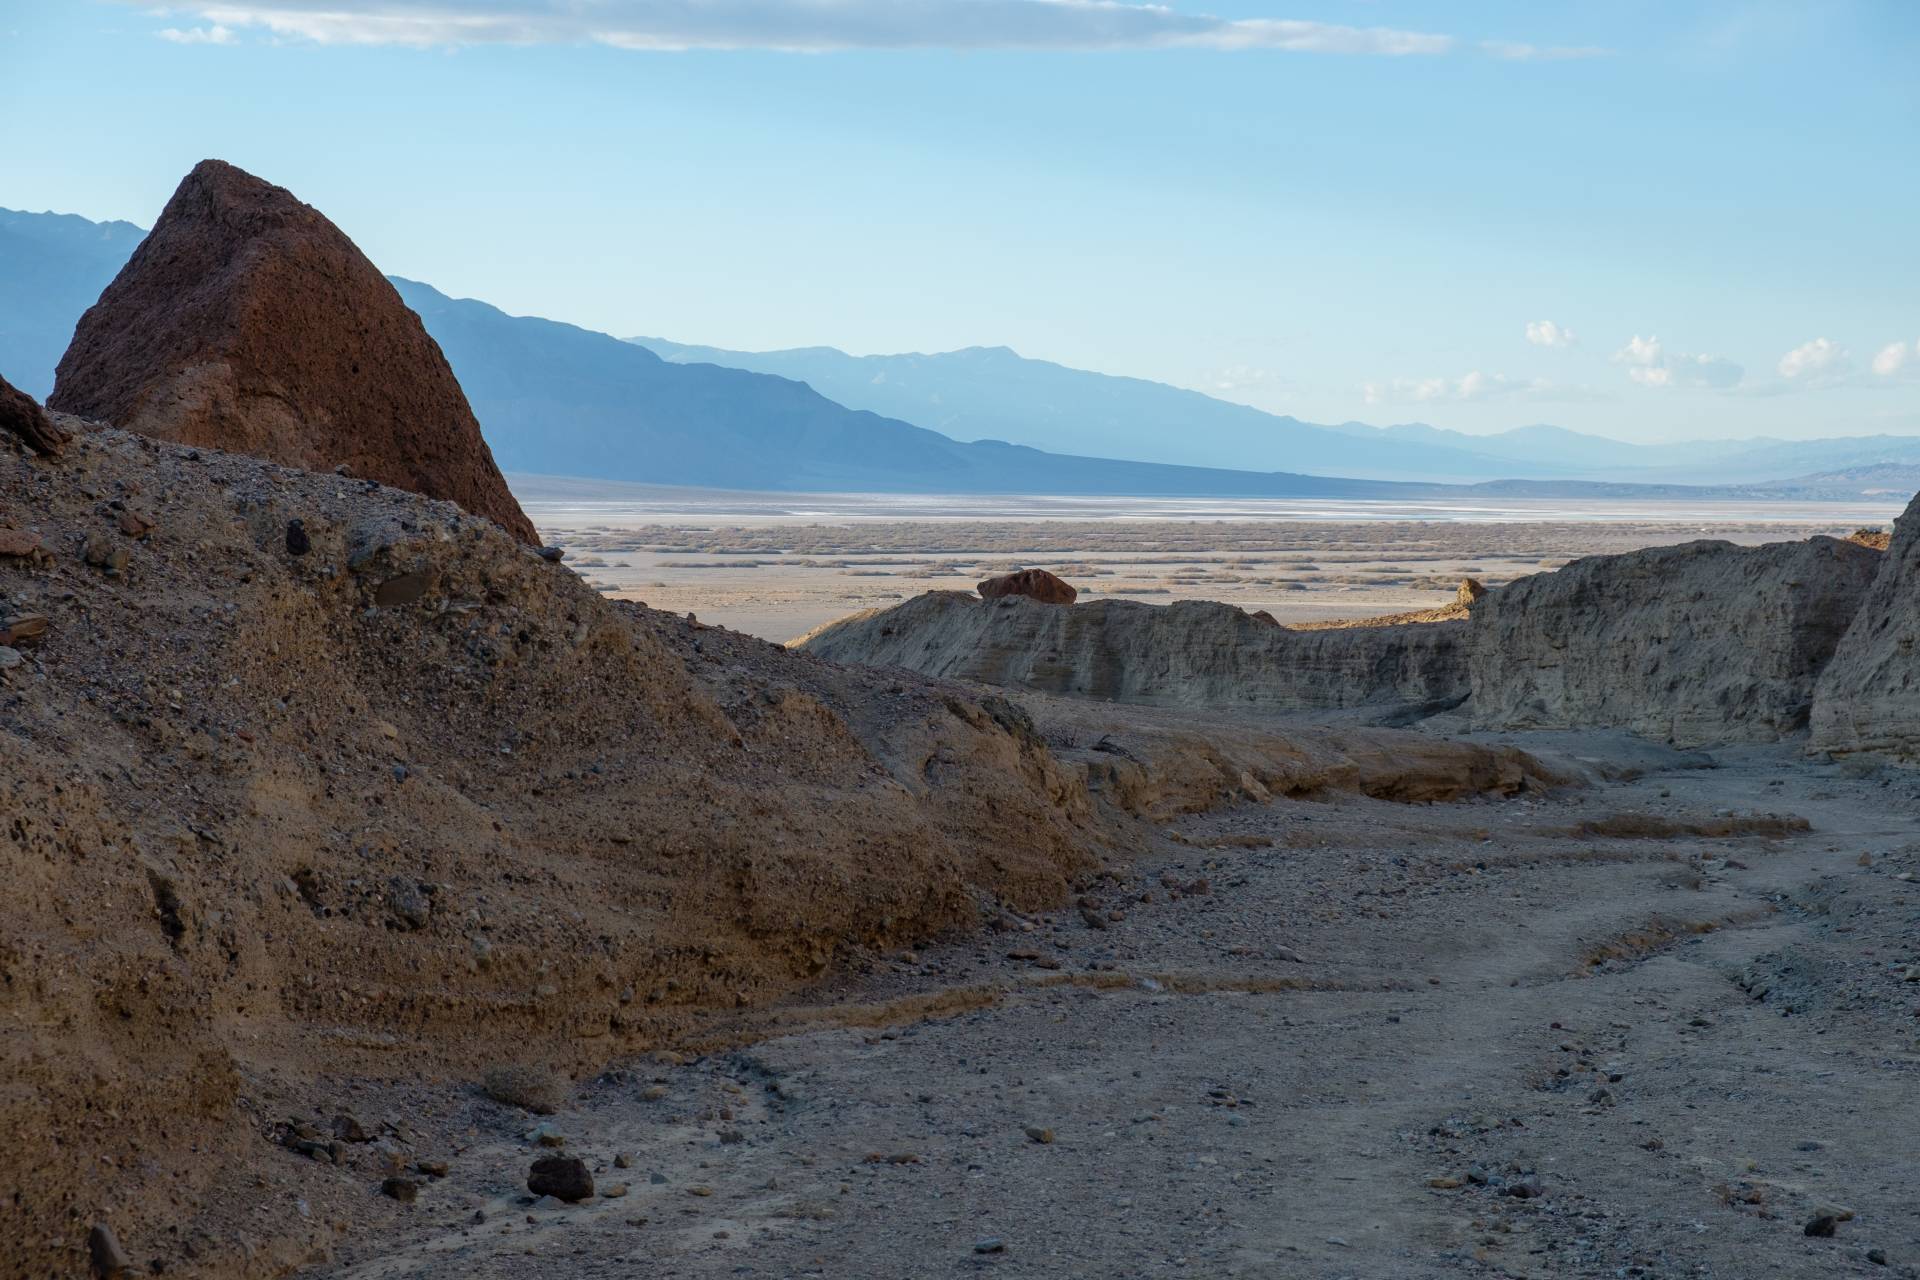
(49, 159, 535, 542)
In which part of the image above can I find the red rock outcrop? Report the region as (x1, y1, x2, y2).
(978, 567, 1078, 605)
(50, 160, 535, 542)
(0, 371, 66, 456)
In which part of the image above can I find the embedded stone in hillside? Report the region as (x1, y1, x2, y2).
(50, 159, 535, 542)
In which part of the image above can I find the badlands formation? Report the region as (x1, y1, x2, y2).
(5, 162, 1920, 1280)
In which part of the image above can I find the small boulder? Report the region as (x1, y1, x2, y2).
(977, 568, 1077, 605)
(1456, 578, 1488, 606)
(0, 373, 67, 457)
(527, 1155, 594, 1202)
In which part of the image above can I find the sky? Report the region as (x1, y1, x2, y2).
(2, 0, 1917, 445)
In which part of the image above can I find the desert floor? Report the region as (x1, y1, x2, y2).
(301, 724, 1920, 1279)
(512, 480, 1901, 642)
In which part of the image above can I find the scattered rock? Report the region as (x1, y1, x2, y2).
(331, 1112, 372, 1143)
(974, 1237, 1006, 1254)
(415, 1159, 448, 1178)
(483, 1066, 563, 1114)
(1805, 1215, 1838, 1238)
(537, 545, 565, 563)
(602, 1183, 629, 1199)
(1456, 578, 1488, 606)
(86, 1222, 131, 1278)
(613, 1152, 632, 1169)
(527, 1156, 594, 1203)
(83, 534, 129, 577)
(384, 877, 432, 930)
(285, 519, 311, 556)
(0, 613, 48, 646)
(0, 527, 50, 563)
(373, 571, 430, 608)
(1024, 1126, 1055, 1145)
(115, 509, 154, 539)
(380, 1177, 420, 1203)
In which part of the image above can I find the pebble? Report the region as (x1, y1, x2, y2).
(1805, 1215, 1838, 1238)
(974, 1237, 1006, 1254)
(641, 1084, 669, 1101)
(381, 1177, 420, 1204)
(1024, 1126, 1055, 1145)
(614, 1153, 632, 1168)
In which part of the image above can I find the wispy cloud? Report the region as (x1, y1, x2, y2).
(1524, 319, 1576, 349)
(1480, 40, 1609, 62)
(1611, 334, 1743, 390)
(157, 22, 235, 44)
(128, 2, 1601, 56)
(1363, 370, 1596, 406)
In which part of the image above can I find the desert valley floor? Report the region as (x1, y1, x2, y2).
(309, 728, 1920, 1279)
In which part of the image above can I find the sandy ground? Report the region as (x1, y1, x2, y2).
(510, 482, 1898, 641)
(299, 731, 1920, 1279)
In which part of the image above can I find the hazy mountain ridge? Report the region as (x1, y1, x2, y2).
(2, 204, 1913, 499)
(630, 335, 1574, 482)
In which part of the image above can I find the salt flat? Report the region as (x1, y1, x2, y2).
(512, 478, 1902, 643)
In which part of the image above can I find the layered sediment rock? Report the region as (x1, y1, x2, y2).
(50, 160, 535, 541)
(798, 592, 1469, 714)
(1470, 537, 1880, 747)
(1812, 498, 1920, 756)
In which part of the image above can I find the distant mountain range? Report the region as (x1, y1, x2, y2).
(0, 207, 147, 401)
(3, 203, 1914, 502)
(631, 337, 1920, 488)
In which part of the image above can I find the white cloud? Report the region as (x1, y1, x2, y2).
(1776, 336, 1848, 382)
(1610, 334, 1743, 390)
(1872, 339, 1920, 378)
(120, 2, 1573, 56)
(1363, 370, 1580, 405)
(157, 22, 235, 43)
(1524, 319, 1576, 349)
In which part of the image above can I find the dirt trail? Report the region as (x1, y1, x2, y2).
(304, 740, 1920, 1279)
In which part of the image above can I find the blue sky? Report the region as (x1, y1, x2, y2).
(2, 0, 1917, 443)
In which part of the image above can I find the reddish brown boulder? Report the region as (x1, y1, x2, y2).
(978, 568, 1077, 605)
(0, 373, 67, 456)
(50, 160, 535, 542)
